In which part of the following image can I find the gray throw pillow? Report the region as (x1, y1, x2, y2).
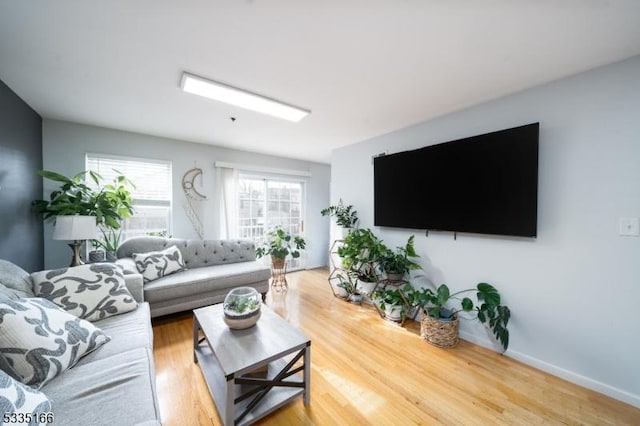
(0, 260, 35, 298)
(0, 369, 52, 425)
(132, 245, 186, 283)
(31, 263, 138, 322)
(0, 298, 110, 388)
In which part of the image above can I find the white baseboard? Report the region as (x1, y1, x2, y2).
(459, 330, 640, 409)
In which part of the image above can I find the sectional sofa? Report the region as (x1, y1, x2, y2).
(0, 259, 161, 426)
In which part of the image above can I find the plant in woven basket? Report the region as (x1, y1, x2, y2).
(418, 283, 511, 350)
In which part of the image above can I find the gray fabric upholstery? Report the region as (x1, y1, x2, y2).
(0, 259, 35, 298)
(0, 284, 24, 300)
(143, 262, 270, 303)
(0, 258, 161, 426)
(123, 272, 144, 303)
(118, 237, 258, 267)
(76, 302, 153, 365)
(117, 237, 271, 318)
(43, 347, 160, 426)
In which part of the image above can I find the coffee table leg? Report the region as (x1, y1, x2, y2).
(193, 317, 199, 363)
(225, 377, 234, 425)
(303, 344, 311, 405)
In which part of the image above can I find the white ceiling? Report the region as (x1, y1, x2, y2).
(1, 1, 639, 164)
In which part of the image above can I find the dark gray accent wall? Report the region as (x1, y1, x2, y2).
(0, 79, 43, 272)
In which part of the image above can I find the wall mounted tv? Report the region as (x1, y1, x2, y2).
(374, 122, 539, 238)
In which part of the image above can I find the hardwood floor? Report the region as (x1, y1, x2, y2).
(152, 268, 640, 425)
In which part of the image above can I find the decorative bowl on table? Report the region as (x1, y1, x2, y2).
(223, 286, 262, 329)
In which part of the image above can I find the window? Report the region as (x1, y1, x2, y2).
(86, 154, 172, 241)
(237, 174, 305, 269)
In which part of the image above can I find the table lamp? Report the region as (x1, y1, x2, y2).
(53, 215, 98, 267)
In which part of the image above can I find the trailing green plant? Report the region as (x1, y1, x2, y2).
(418, 283, 511, 350)
(379, 235, 421, 276)
(255, 226, 306, 260)
(320, 198, 358, 228)
(32, 169, 135, 229)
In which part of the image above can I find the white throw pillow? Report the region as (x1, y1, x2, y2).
(0, 298, 110, 388)
(0, 369, 52, 425)
(132, 245, 186, 283)
(31, 263, 138, 322)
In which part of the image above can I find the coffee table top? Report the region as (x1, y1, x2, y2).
(193, 303, 310, 377)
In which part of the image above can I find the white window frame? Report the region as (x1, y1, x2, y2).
(237, 172, 307, 270)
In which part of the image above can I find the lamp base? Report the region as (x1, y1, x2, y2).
(68, 241, 85, 267)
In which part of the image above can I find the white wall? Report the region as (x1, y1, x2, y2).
(42, 120, 331, 270)
(330, 55, 640, 407)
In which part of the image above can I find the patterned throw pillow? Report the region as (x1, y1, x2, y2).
(31, 263, 138, 322)
(132, 245, 186, 283)
(0, 298, 111, 388)
(0, 369, 52, 424)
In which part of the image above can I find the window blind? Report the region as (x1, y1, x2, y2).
(86, 154, 171, 204)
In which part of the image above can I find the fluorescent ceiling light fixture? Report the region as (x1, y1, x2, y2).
(180, 72, 310, 122)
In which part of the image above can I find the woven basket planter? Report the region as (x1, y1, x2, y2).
(420, 314, 459, 348)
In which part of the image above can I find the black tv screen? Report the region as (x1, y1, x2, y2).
(374, 122, 539, 237)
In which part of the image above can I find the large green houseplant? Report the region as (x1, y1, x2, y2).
(256, 226, 306, 268)
(336, 228, 385, 289)
(32, 169, 135, 230)
(417, 282, 511, 350)
(33, 169, 136, 262)
(320, 198, 358, 228)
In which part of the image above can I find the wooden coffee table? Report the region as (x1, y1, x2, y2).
(193, 303, 311, 425)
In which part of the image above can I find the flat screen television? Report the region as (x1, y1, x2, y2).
(373, 122, 539, 237)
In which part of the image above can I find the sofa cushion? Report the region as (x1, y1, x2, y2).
(76, 302, 153, 365)
(43, 347, 161, 426)
(0, 369, 52, 423)
(143, 262, 271, 304)
(0, 284, 25, 301)
(0, 298, 110, 388)
(31, 263, 138, 322)
(0, 260, 35, 299)
(132, 245, 186, 283)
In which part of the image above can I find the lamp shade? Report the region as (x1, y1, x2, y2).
(52, 215, 97, 241)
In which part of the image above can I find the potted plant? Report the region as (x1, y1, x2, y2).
(379, 235, 421, 281)
(91, 227, 123, 262)
(320, 198, 358, 237)
(336, 272, 363, 304)
(336, 228, 385, 295)
(371, 286, 408, 322)
(32, 169, 135, 230)
(33, 169, 135, 264)
(255, 225, 306, 269)
(417, 282, 511, 351)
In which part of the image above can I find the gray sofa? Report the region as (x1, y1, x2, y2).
(0, 259, 161, 426)
(116, 237, 271, 318)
